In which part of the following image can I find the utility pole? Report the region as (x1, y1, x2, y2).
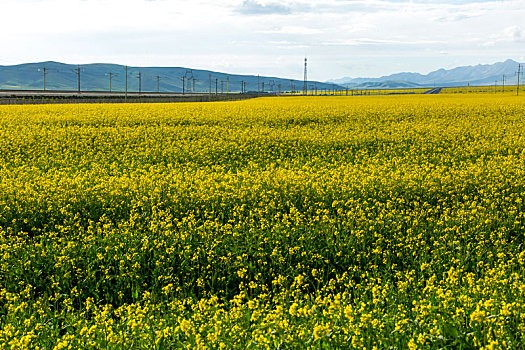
(241, 80, 244, 94)
(39, 67, 48, 91)
(125, 66, 128, 102)
(502, 75, 505, 93)
(72, 65, 81, 94)
(138, 72, 142, 95)
(517, 64, 523, 96)
(303, 57, 308, 95)
(156, 75, 161, 93)
(44, 67, 47, 91)
(221, 80, 224, 94)
(226, 76, 229, 94)
(262, 82, 265, 94)
(278, 84, 281, 95)
(106, 72, 116, 92)
(215, 78, 218, 95)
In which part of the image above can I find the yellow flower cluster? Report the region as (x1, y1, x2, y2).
(1, 94, 525, 348)
(442, 85, 520, 94)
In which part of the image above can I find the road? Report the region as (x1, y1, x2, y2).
(424, 88, 442, 94)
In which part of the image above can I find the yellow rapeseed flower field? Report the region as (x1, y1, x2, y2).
(1, 95, 525, 349)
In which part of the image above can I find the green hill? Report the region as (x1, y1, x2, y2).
(0, 61, 340, 93)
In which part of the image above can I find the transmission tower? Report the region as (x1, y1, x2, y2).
(269, 80, 275, 93)
(517, 64, 523, 96)
(184, 70, 194, 93)
(303, 57, 308, 95)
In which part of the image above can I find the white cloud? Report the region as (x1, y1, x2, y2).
(322, 38, 445, 46)
(237, 0, 293, 15)
(258, 26, 325, 35)
(482, 25, 525, 47)
(502, 26, 525, 42)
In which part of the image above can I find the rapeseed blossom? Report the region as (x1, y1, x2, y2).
(0, 94, 524, 348)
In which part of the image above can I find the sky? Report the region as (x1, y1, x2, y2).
(0, 0, 524, 81)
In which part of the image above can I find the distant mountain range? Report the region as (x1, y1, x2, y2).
(0, 61, 340, 93)
(2, 59, 522, 92)
(330, 59, 523, 88)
